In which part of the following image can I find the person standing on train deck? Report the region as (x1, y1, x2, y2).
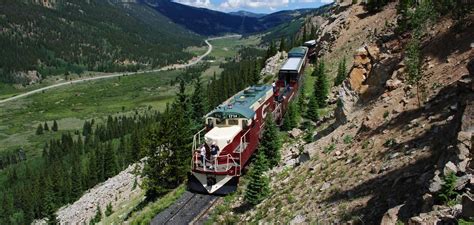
(272, 80, 276, 92)
(199, 144, 206, 167)
(210, 142, 219, 169)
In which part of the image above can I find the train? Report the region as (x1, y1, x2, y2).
(187, 40, 316, 195)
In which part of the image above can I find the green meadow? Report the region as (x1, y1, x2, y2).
(0, 70, 181, 157)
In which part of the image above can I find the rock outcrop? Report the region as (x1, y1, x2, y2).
(260, 51, 287, 78)
(12, 70, 42, 85)
(56, 161, 144, 224)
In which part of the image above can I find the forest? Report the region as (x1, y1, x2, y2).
(0, 0, 202, 84)
(0, 46, 269, 224)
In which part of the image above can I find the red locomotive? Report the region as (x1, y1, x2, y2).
(188, 44, 312, 195)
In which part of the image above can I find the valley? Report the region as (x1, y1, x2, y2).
(1, 0, 472, 224)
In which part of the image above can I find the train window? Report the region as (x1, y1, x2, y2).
(216, 118, 225, 126)
(228, 119, 239, 126)
(207, 118, 214, 127)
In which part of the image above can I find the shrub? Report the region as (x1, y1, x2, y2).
(437, 172, 458, 205)
(343, 135, 353, 144)
(384, 138, 397, 147)
(323, 143, 336, 154)
(105, 203, 113, 217)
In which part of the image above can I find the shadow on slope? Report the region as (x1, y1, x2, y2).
(323, 84, 464, 223)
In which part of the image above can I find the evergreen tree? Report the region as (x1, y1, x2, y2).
(252, 62, 261, 84)
(302, 24, 308, 42)
(44, 122, 49, 132)
(314, 60, 329, 108)
(279, 37, 286, 52)
(306, 95, 320, 122)
(52, 120, 58, 132)
(298, 84, 307, 114)
(244, 151, 270, 206)
(36, 124, 44, 135)
(334, 57, 347, 86)
(103, 142, 118, 179)
(309, 25, 317, 40)
(105, 203, 113, 216)
(405, 36, 423, 107)
(281, 103, 298, 131)
(190, 77, 207, 123)
(70, 160, 83, 200)
(260, 114, 281, 168)
(93, 205, 102, 223)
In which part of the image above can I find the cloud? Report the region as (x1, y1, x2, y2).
(174, 0, 215, 8)
(320, 0, 334, 3)
(219, 0, 290, 10)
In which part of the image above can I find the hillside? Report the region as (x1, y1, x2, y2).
(207, 1, 474, 224)
(141, 0, 315, 36)
(260, 4, 332, 44)
(0, 0, 201, 84)
(229, 10, 266, 18)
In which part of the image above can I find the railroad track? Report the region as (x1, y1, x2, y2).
(151, 191, 219, 225)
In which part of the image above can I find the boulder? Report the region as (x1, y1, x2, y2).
(289, 128, 303, 138)
(421, 193, 434, 212)
(298, 151, 311, 164)
(467, 58, 474, 76)
(320, 182, 331, 191)
(386, 79, 403, 91)
(381, 204, 404, 225)
(335, 80, 359, 124)
(353, 47, 371, 67)
(349, 67, 368, 92)
(455, 174, 472, 191)
(290, 214, 306, 225)
(443, 161, 458, 176)
(365, 45, 381, 61)
(429, 173, 443, 193)
(461, 194, 474, 218)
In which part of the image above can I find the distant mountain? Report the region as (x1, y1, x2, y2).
(140, 0, 317, 36)
(261, 4, 333, 43)
(229, 10, 266, 18)
(0, 0, 202, 84)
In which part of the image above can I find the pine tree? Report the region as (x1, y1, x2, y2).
(191, 77, 207, 123)
(281, 103, 298, 131)
(44, 122, 49, 132)
(105, 203, 113, 217)
(314, 60, 329, 108)
(334, 57, 347, 86)
(298, 84, 307, 114)
(244, 151, 270, 206)
(36, 124, 44, 135)
(260, 114, 281, 168)
(103, 142, 117, 179)
(405, 36, 423, 107)
(93, 205, 102, 223)
(306, 95, 320, 122)
(252, 62, 261, 85)
(279, 37, 286, 52)
(52, 120, 58, 132)
(310, 25, 317, 40)
(302, 24, 308, 42)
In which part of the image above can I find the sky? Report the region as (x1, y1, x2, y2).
(173, 0, 334, 13)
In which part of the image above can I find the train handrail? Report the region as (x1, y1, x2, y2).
(191, 128, 207, 170)
(193, 152, 240, 175)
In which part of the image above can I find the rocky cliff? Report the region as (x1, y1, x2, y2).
(209, 2, 473, 224)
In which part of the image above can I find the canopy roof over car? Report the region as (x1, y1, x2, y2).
(206, 85, 272, 119)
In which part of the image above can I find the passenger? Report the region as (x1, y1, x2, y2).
(199, 144, 206, 168)
(272, 80, 276, 92)
(209, 142, 220, 169)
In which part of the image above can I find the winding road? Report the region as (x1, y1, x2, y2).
(0, 35, 241, 105)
